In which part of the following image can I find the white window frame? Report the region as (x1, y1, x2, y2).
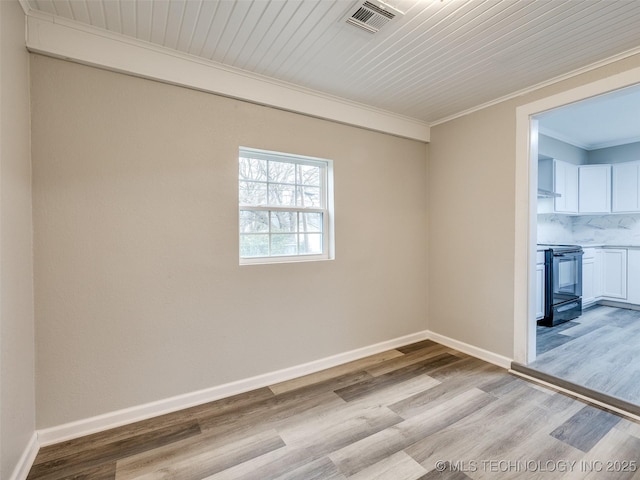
(239, 147, 334, 265)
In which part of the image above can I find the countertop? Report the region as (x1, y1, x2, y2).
(537, 244, 640, 250)
(580, 244, 640, 249)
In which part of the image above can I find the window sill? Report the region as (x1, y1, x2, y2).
(240, 254, 333, 266)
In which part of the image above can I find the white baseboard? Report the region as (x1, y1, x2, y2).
(37, 330, 430, 447)
(425, 330, 513, 369)
(9, 432, 39, 480)
(37, 330, 514, 447)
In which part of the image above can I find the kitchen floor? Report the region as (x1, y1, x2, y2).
(529, 305, 640, 411)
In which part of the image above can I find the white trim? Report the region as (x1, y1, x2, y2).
(239, 147, 332, 264)
(589, 136, 640, 151)
(430, 45, 640, 127)
(514, 66, 640, 366)
(509, 370, 640, 423)
(8, 432, 39, 480)
(513, 115, 539, 366)
(538, 126, 592, 151)
(17, 0, 30, 16)
(23, 13, 430, 143)
(425, 330, 512, 369)
(19, 5, 640, 138)
(36, 330, 430, 446)
(538, 126, 640, 151)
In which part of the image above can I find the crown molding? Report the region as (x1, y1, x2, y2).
(24, 12, 429, 143)
(539, 126, 640, 151)
(590, 136, 640, 150)
(537, 126, 591, 151)
(18, 0, 30, 15)
(430, 45, 640, 127)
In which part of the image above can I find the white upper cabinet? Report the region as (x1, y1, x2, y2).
(612, 161, 640, 213)
(554, 160, 578, 213)
(578, 164, 611, 213)
(542, 159, 640, 215)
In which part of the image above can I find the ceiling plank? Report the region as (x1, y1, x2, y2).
(101, 0, 122, 34)
(24, 0, 640, 125)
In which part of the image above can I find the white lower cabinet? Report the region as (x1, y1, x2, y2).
(582, 248, 602, 307)
(601, 248, 627, 300)
(580, 247, 640, 307)
(627, 249, 640, 304)
(536, 262, 545, 320)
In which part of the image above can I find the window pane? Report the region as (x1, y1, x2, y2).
(268, 160, 296, 184)
(239, 157, 267, 182)
(298, 164, 320, 186)
(299, 233, 323, 255)
(240, 234, 269, 257)
(299, 212, 322, 233)
(240, 210, 268, 233)
(271, 234, 297, 256)
(270, 211, 297, 233)
(297, 186, 321, 207)
(239, 148, 331, 263)
(239, 181, 267, 206)
(268, 184, 296, 206)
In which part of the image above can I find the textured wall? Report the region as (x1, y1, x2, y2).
(588, 141, 640, 164)
(539, 134, 588, 165)
(30, 55, 428, 428)
(0, 1, 35, 477)
(429, 53, 640, 358)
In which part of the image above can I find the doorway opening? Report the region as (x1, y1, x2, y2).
(512, 67, 640, 417)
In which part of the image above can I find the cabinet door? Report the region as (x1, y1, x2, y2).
(554, 160, 578, 213)
(536, 263, 545, 320)
(627, 249, 640, 305)
(582, 248, 603, 306)
(582, 257, 596, 307)
(612, 162, 640, 213)
(601, 248, 627, 299)
(579, 165, 611, 213)
(594, 249, 603, 299)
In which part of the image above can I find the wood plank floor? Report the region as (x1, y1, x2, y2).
(531, 305, 640, 407)
(28, 340, 640, 479)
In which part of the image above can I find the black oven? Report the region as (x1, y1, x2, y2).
(538, 244, 583, 327)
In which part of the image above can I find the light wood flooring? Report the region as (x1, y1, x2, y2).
(526, 305, 640, 411)
(28, 340, 640, 480)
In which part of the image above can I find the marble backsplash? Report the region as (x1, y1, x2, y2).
(538, 213, 640, 245)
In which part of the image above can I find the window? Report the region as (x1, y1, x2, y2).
(239, 147, 333, 264)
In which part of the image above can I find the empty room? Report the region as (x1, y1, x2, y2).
(3, 1, 640, 479)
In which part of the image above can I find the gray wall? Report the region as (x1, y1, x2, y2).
(539, 134, 588, 164)
(429, 53, 640, 358)
(31, 55, 429, 428)
(588, 141, 640, 164)
(0, 1, 35, 477)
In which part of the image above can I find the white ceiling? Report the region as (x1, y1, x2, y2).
(538, 83, 640, 150)
(24, 0, 640, 125)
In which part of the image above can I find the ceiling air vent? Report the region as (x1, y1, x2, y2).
(344, 1, 404, 34)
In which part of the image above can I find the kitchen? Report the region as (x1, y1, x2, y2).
(523, 83, 640, 412)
